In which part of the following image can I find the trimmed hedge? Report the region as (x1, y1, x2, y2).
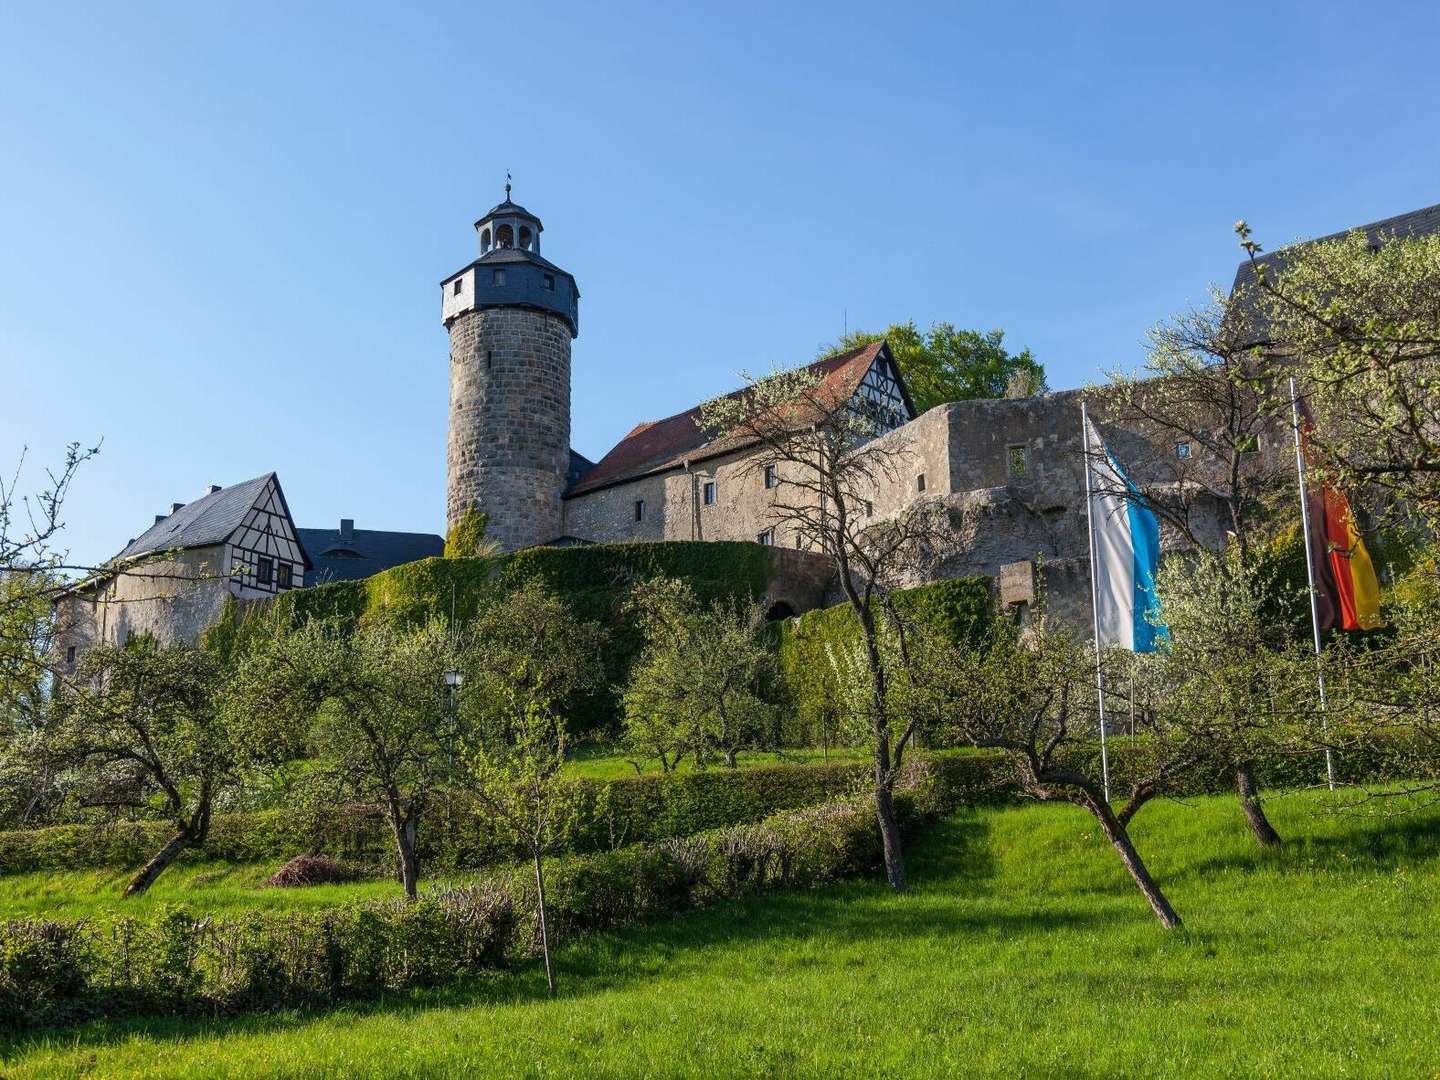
(0, 759, 872, 876)
(776, 577, 994, 745)
(0, 754, 968, 1031)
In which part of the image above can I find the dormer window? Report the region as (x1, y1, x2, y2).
(452, 279, 463, 296)
(543, 273, 555, 291)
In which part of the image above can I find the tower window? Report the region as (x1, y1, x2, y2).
(1176, 442, 1192, 460)
(1007, 445, 1028, 479)
(66, 645, 76, 665)
(543, 273, 555, 291)
(492, 269, 506, 287)
(917, 472, 926, 492)
(702, 481, 716, 506)
(763, 464, 778, 489)
(452, 279, 463, 296)
(634, 499, 645, 522)
(757, 528, 775, 546)
(256, 557, 273, 586)
(277, 563, 293, 590)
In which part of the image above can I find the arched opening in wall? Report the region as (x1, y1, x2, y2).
(480, 228, 492, 252)
(764, 601, 796, 621)
(519, 225, 532, 250)
(496, 223, 514, 248)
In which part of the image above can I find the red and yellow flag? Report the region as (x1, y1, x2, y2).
(1299, 406, 1382, 631)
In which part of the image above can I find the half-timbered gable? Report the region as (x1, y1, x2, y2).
(225, 475, 309, 598)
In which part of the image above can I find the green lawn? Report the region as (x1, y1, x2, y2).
(4, 789, 1439, 1078)
(560, 743, 869, 780)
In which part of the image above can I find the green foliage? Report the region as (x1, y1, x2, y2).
(622, 579, 775, 770)
(444, 508, 495, 559)
(821, 321, 1046, 411)
(775, 577, 993, 747)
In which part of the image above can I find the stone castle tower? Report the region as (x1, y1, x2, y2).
(441, 186, 580, 550)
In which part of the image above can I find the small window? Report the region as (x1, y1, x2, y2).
(1007, 445, 1028, 479)
(277, 563, 293, 590)
(492, 269, 506, 287)
(452, 279, 463, 296)
(757, 528, 774, 546)
(702, 481, 716, 506)
(863, 499, 873, 518)
(634, 499, 645, 522)
(486, 350, 493, 370)
(1175, 442, 1192, 460)
(543, 273, 555, 291)
(256, 557, 273, 586)
(764, 464, 778, 489)
(917, 472, 926, 492)
(66, 645, 76, 665)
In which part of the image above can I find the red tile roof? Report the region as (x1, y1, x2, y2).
(565, 341, 888, 497)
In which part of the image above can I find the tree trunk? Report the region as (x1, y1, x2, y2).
(124, 828, 193, 898)
(534, 850, 555, 997)
(1235, 762, 1282, 848)
(873, 769, 907, 893)
(724, 748, 738, 768)
(1088, 797, 1181, 929)
(392, 813, 420, 899)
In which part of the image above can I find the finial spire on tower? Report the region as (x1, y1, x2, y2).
(505, 171, 512, 201)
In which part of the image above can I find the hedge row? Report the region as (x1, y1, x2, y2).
(0, 756, 967, 1030)
(775, 577, 994, 746)
(0, 759, 872, 875)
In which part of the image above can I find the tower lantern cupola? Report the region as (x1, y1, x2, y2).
(441, 181, 580, 552)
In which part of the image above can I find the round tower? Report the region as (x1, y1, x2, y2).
(441, 185, 580, 550)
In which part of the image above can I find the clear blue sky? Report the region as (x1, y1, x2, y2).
(3, 2, 1437, 569)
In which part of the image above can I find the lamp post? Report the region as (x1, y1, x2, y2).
(443, 669, 464, 764)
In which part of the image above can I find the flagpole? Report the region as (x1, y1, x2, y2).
(1081, 400, 1112, 803)
(1289, 377, 1338, 791)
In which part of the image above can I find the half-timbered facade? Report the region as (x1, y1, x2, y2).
(53, 473, 311, 666)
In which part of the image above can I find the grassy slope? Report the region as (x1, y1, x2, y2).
(559, 745, 869, 780)
(5, 790, 1440, 1079)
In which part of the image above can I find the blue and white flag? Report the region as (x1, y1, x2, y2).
(1085, 416, 1167, 653)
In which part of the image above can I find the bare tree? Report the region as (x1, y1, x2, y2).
(700, 361, 945, 891)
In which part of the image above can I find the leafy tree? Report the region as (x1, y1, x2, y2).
(622, 578, 775, 771)
(231, 617, 465, 898)
(459, 583, 604, 995)
(821, 321, 1046, 412)
(1237, 222, 1440, 527)
(1093, 293, 1295, 844)
(46, 638, 233, 895)
(445, 507, 500, 559)
(1150, 549, 1316, 844)
(700, 365, 947, 891)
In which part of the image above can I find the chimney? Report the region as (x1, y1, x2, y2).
(170, 502, 186, 514)
(339, 518, 354, 540)
(154, 514, 165, 524)
(206, 484, 222, 495)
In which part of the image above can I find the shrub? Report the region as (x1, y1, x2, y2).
(0, 919, 90, 1031)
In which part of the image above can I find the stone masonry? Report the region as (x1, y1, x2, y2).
(446, 306, 572, 550)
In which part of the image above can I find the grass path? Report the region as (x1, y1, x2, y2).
(4, 789, 1439, 1078)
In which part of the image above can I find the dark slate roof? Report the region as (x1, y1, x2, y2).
(567, 449, 595, 488)
(564, 341, 891, 497)
(477, 199, 541, 225)
(475, 246, 566, 271)
(1230, 201, 1440, 342)
(297, 525, 445, 587)
(115, 474, 275, 561)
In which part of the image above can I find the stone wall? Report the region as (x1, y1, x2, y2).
(446, 306, 572, 550)
(562, 388, 1239, 633)
(53, 546, 233, 673)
